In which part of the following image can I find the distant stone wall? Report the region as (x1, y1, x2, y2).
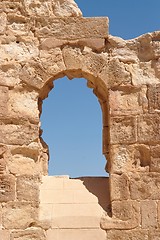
(0, 0, 160, 239)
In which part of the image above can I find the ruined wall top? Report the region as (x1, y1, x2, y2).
(0, 0, 82, 18)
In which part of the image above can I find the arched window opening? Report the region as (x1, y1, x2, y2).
(40, 77, 107, 178)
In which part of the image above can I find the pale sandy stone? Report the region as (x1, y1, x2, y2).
(8, 89, 39, 123)
(112, 200, 140, 222)
(40, 48, 66, 76)
(0, 123, 39, 145)
(109, 144, 150, 174)
(110, 174, 130, 201)
(10, 229, 46, 240)
(17, 175, 40, 202)
(0, 230, 10, 240)
(107, 230, 148, 240)
(0, 63, 22, 87)
(46, 229, 106, 240)
(129, 173, 160, 200)
(2, 202, 38, 229)
(109, 88, 143, 116)
(0, 13, 7, 34)
(35, 17, 109, 39)
(141, 200, 158, 229)
(110, 116, 137, 144)
(0, 175, 15, 202)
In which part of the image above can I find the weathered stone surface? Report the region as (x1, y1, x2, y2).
(147, 84, 160, 113)
(35, 17, 109, 39)
(0, 230, 10, 240)
(0, 174, 15, 202)
(107, 230, 148, 240)
(0, 204, 2, 229)
(150, 145, 160, 172)
(112, 200, 140, 222)
(10, 229, 46, 240)
(138, 115, 160, 143)
(40, 48, 66, 76)
(99, 58, 132, 88)
(141, 200, 158, 229)
(0, 123, 39, 145)
(2, 202, 38, 229)
(149, 230, 160, 240)
(109, 88, 143, 116)
(0, 86, 9, 118)
(110, 174, 130, 201)
(8, 89, 39, 123)
(17, 175, 40, 202)
(129, 173, 160, 200)
(110, 116, 137, 144)
(109, 144, 150, 173)
(0, 0, 159, 238)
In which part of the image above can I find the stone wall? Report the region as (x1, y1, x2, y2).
(0, 0, 160, 239)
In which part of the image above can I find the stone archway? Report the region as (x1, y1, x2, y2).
(0, 1, 160, 239)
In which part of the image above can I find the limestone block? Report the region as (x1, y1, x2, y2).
(150, 145, 160, 172)
(137, 115, 160, 144)
(35, 17, 109, 39)
(110, 47, 138, 63)
(0, 230, 10, 240)
(112, 200, 140, 222)
(40, 37, 105, 51)
(147, 84, 160, 113)
(17, 175, 40, 202)
(110, 174, 130, 201)
(152, 41, 160, 58)
(82, 51, 107, 83)
(0, 158, 6, 174)
(19, 61, 51, 90)
(141, 200, 158, 229)
(40, 189, 74, 204)
(40, 48, 66, 76)
(39, 203, 53, 222)
(2, 202, 38, 229)
(23, 0, 82, 17)
(0, 63, 21, 87)
(8, 89, 39, 123)
(0, 86, 9, 118)
(10, 229, 46, 240)
(0, 174, 15, 202)
(149, 230, 160, 240)
(62, 47, 83, 79)
(0, 123, 39, 145)
(110, 116, 137, 144)
(109, 144, 150, 173)
(73, 189, 98, 203)
(0, 12, 7, 35)
(109, 88, 143, 116)
(41, 176, 66, 190)
(129, 173, 160, 200)
(52, 0, 82, 17)
(99, 58, 132, 88)
(128, 62, 159, 86)
(0, 42, 39, 62)
(8, 154, 41, 176)
(107, 230, 148, 240)
(46, 229, 106, 240)
(157, 201, 160, 227)
(51, 203, 104, 229)
(154, 58, 160, 79)
(0, 204, 2, 229)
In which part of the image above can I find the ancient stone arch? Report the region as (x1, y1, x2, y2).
(0, 0, 160, 239)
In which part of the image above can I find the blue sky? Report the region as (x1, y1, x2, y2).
(41, 0, 160, 178)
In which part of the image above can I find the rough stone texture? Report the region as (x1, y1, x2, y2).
(0, 0, 159, 239)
